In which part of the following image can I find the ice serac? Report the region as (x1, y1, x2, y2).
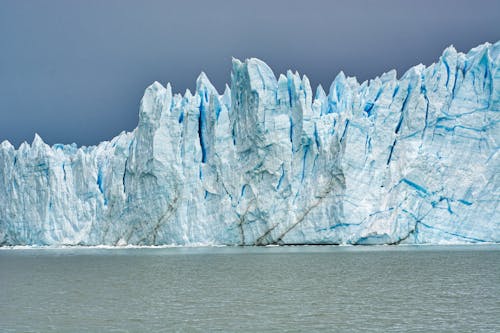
(0, 42, 499, 246)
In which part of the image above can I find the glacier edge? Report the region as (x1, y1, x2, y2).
(0, 41, 499, 246)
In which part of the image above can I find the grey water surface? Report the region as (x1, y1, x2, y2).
(1, 245, 499, 332)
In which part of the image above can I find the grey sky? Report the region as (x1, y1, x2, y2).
(1, 0, 499, 146)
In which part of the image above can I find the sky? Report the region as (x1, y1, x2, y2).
(0, 0, 499, 147)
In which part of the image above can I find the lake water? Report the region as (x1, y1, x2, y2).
(1, 245, 499, 332)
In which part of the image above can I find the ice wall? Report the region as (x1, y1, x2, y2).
(0, 42, 498, 246)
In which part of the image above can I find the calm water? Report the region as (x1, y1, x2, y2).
(0, 245, 499, 332)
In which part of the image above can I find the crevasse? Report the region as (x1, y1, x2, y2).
(0, 42, 499, 246)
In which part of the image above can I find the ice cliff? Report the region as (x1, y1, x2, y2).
(1, 42, 499, 246)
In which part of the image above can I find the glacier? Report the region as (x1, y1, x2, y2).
(0, 42, 499, 246)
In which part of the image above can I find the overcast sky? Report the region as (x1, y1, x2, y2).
(1, 0, 499, 146)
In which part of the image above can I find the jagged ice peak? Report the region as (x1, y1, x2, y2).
(0, 41, 498, 246)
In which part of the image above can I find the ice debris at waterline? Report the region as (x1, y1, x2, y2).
(1, 42, 499, 246)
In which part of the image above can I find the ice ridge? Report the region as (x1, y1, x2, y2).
(0, 42, 499, 246)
